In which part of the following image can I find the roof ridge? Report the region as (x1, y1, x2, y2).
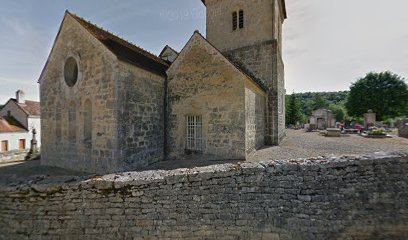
(164, 45, 179, 54)
(66, 11, 169, 67)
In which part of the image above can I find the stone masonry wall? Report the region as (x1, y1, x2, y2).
(40, 14, 119, 173)
(206, 0, 286, 146)
(116, 61, 166, 170)
(245, 80, 266, 154)
(227, 40, 285, 145)
(167, 33, 247, 161)
(206, 0, 276, 53)
(1, 152, 407, 239)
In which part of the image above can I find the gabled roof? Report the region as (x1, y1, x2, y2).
(168, 31, 268, 92)
(159, 45, 179, 58)
(0, 116, 27, 133)
(15, 100, 41, 117)
(159, 45, 179, 64)
(61, 11, 169, 77)
(1, 99, 41, 118)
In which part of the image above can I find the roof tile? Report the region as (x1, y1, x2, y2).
(0, 116, 27, 133)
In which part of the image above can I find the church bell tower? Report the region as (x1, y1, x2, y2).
(202, 0, 287, 145)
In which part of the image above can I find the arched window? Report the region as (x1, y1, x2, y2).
(239, 10, 244, 29)
(83, 99, 92, 148)
(232, 11, 238, 31)
(55, 102, 62, 143)
(68, 101, 76, 143)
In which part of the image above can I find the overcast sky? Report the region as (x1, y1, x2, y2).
(0, 0, 407, 103)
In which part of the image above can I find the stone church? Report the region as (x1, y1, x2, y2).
(39, 0, 287, 173)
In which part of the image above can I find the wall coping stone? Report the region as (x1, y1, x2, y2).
(1, 151, 407, 194)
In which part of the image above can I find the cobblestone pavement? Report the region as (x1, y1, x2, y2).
(1, 129, 407, 182)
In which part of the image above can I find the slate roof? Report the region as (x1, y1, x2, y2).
(0, 116, 27, 133)
(67, 11, 169, 77)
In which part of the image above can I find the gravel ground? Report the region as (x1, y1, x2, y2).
(1, 129, 407, 183)
(249, 129, 408, 161)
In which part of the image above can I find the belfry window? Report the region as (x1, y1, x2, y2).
(239, 10, 244, 29)
(186, 115, 203, 152)
(232, 12, 238, 31)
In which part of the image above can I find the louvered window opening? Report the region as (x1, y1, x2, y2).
(232, 12, 238, 31)
(239, 10, 244, 29)
(186, 115, 203, 151)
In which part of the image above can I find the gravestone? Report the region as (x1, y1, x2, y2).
(364, 110, 376, 129)
(398, 119, 408, 138)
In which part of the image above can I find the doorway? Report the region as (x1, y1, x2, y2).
(1, 140, 8, 152)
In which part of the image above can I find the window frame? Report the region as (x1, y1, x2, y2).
(185, 115, 203, 152)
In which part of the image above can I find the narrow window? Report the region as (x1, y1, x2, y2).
(1, 140, 8, 152)
(68, 102, 76, 144)
(239, 10, 244, 29)
(83, 99, 92, 148)
(186, 115, 203, 152)
(19, 139, 26, 150)
(55, 102, 62, 143)
(232, 11, 238, 31)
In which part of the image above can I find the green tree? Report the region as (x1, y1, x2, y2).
(329, 104, 346, 122)
(311, 94, 329, 111)
(345, 71, 408, 120)
(286, 93, 303, 125)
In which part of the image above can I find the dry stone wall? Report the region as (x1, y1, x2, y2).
(1, 152, 407, 240)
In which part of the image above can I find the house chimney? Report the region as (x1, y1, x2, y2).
(16, 90, 25, 104)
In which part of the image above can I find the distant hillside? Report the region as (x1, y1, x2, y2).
(287, 91, 349, 116)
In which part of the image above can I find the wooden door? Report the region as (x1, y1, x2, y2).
(1, 141, 8, 152)
(19, 139, 26, 150)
